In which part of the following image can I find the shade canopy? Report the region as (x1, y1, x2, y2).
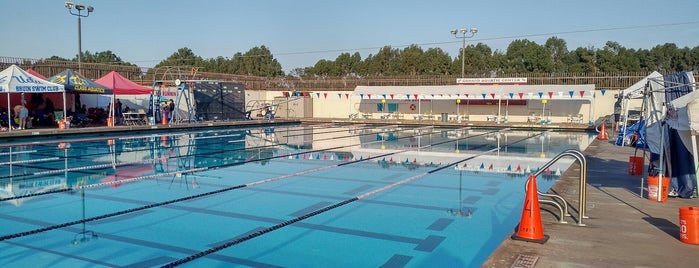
(0, 64, 64, 93)
(25, 68, 47, 80)
(95, 71, 152, 95)
(47, 69, 113, 94)
(621, 71, 663, 99)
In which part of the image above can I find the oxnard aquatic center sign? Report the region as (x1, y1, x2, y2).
(0, 75, 62, 92)
(456, 77, 527, 85)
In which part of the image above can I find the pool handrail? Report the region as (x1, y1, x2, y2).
(531, 149, 587, 226)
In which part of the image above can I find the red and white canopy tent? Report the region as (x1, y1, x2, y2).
(95, 71, 154, 122)
(25, 69, 47, 80)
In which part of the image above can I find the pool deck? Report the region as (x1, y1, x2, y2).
(1, 119, 697, 267)
(483, 138, 699, 268)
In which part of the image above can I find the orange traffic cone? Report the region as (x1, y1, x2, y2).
(598, 123, 608, 140)
(161, 113, 167, 125)
(512, 175, 549, 243)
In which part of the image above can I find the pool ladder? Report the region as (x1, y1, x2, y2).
(530, 149, 588, 226)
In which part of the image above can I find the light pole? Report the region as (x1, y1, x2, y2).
(65, 2, 94, 73)
(451, 27, 478, 78)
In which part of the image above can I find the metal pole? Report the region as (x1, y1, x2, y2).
(461, 37, 465, 78)
(77, 15, 82, 73)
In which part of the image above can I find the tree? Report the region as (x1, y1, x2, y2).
(229, 46, 283, 77)
(544, 37, 568, 72)
(80, 50, 135, 66)
(335, 52, 362, 76)
(461, 43, 495, 75)
(565, 47, 596, 73)
(423, 47, 452, 75)
(364, 46, 400, 76)
(155, 47, 204, 69)
(504, 39, 552, 73)
(398, 45, 424, 76)
(649, 43, 684, 73)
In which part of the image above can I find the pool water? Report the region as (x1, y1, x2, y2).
(0, 124, 595, 267)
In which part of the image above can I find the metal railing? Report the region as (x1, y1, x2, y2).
(531, 149, 588, 226)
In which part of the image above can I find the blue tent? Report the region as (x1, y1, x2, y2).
(615, 119, 645, 148)
(47, 69, 113, 95)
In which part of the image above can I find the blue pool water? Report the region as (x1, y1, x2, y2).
(0, 124, 596, 267)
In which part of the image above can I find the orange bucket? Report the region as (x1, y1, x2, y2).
(647, 176, 669, 202)
(679, 207, 699, 245)
(628, 156, 643, 175)
(58, 120, 65, 130)
(107, 117, 114, 127)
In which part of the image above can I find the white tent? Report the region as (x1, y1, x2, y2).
(641, 71, 698, 199)
(667, 78, 699, 197)
(618, 72, 666, 148)
(621, 71, 663, 99)
(0, 65, 66, 132)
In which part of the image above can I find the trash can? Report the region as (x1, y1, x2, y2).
(148, 117, 155, 126)
(441, 113, 448, 122)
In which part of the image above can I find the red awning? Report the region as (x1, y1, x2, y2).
(25, 68, 47, 80)
(95, 71, 153, 95)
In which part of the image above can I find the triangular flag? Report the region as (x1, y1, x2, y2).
(360, 93, 364, 99)
(345, 93, 350, 99)
(323, 93, 327, 99)
(367, 94, 371, 99)
(382, 94, 387, 99)
(601, 89, 606, 96)
(406, 94, 410, 99)
(519, 92, 524, 99)
(316, 92, 320, 98)
(547, 92, 553, 98)
(390, 94, 394, 99)
(491, 93, 496, 99)
(509, 93, 514, 99)
(338, 93, 342, 99)
(482, 93, 487, 99)
(569, 90, 574, 98)
(579, 90, 585, 98)
(414, 94, 418, 100)
(538, 92, 543, 98)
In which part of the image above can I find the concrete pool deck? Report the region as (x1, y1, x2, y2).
(483, 138, 699, 268)
(1, 119, 697, 267)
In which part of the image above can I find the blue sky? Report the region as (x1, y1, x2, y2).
(1, 0, 697, 72)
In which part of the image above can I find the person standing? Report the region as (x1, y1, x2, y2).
(168, 99, 175, 121)
(115, 99, 123, 124)
(14, 105, 28, 130)
(613, 97, 622, 131)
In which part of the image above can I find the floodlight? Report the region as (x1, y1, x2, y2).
(470, 28, 478, 34)
(75, 4, 85, 10)
(87, 6, 93, 12)
(450, 29, 457, 35)
(65, 2, 74, 9)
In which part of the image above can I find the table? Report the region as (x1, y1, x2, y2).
(123, 112, 146, 125)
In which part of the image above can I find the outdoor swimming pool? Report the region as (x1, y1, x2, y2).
(0, 124, 596, 267)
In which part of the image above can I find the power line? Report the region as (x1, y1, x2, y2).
(122, 21, 699, 64)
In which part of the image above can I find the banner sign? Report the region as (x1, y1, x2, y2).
(456, 77, 527, 85)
